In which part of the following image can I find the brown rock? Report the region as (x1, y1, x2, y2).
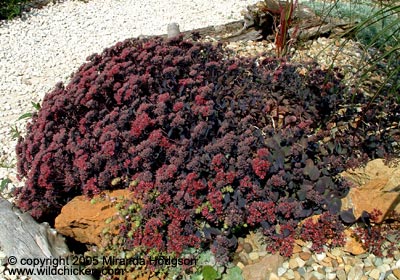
(243, 242, 253, 253)
(392, 268, 400, 279)
(321, 257, 332, 267)
(294, 270, 302, 280)
(294, 239, 308, 247)
(289, 258, 299, 269)
(341, 159, 400, 191)
(336, 269, 347, 280)
(242, 253, 284, 280)
(55, 189, 135, 246)
(341, 178, 400, 223)
(239, 252, 250, 265)
(292, 243, 303, 254)
(342, 229, 366, 255)
(236, 243, 244, 253)
(341, 159, 400, 223)
(299, 251, 312, 261)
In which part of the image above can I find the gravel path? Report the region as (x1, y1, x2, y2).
(0, 0, 259, 197)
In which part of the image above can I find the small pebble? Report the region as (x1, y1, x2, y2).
(248, 252, 259, 261)
(336, 269, 347, 280)
(293, 271, 301, 280)
(239, 252, 249, 265)
(369, 268, 381, 280)
(243, 242, 252, 254)
(269, 272, 279, 280)
(236, 262, 245, 270)
(378, 264, 391, 273)
(296, 257, 306, 268)
(348, 265, 363, 280)
(315, 252, 326, 262)
(299, 251, 312, 261)
(374, 258, 383, 266)
(393, 269, 400, 279)
(383, 258, 394, 265)
(364, 258, 373, 267)
(326, 272, 336, 280)
(278, 267, 287, 277)
(311, 271, 325, 280)
(282, 261, 289, 269)
(331, 248, 343, 257)
(387, 274, 398, 280)
(298, 267, 306, 276)
(289, 258, 299, 269)
(285, 269, 295, 279)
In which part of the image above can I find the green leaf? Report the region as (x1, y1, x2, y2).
(202, 265, 220, 280)
(191, 273, 204, 280)
(222, 266, 243, 280)
(10, 125, 20, 139)
(31, 101, 41, 110)
(17, 112, 33, 120)
(0, 178, 11, 192)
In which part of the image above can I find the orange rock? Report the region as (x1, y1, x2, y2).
(341, 159, 400, 191)
(55, 189, 134, 247)
(340, 159, 400, 223)
(292, 243, 303, 254)
(341, 178, 400, 223)
(299, 251, 312, 261)
(392, 268, 400, 279)
(342, 229, 366, 255)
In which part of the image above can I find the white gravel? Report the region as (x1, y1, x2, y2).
(0, 0, 259, 198)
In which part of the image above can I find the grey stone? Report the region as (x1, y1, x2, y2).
(167, 22, 180, 38)
(311, 271, 325, 280)
(278, 267, 287, 276)
(286, 269, 295, 279)
(336, 269, 346, 280)
(243, 242, 253, 253)
(347, 265, 363, 280)
(298, 267, 306, 276)
(374, 257, 384, 266)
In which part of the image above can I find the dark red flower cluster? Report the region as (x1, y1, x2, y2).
(352, 209, 400, 257)
(299, 212, 346, 253)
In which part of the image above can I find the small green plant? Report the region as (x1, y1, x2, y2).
(0, 178, 12, 193)
(10, 101, 41, 139)
(303, 0, 399, 97)
(0, 0, 28, 20)
(10, 125, 21, 140)
(304, 0, 400, 49)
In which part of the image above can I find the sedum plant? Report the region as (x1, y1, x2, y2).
(15, 35, 399, 267)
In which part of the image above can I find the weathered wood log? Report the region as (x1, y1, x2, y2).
(221, 0, 356, 42)
(0, 197, 94, 280)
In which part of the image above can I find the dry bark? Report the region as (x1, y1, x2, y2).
(163, 0, 355, 43)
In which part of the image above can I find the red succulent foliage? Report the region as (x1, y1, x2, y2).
(352, 209, 400, 257)
(15, 35, 399, 263)
(299, 212, 346, 253)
